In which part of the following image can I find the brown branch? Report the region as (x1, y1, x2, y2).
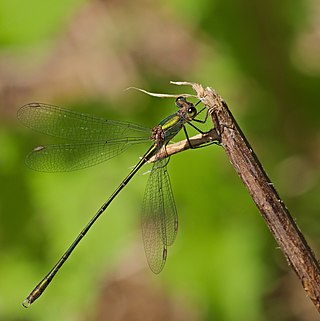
(148, 128, 220, 163)
(172, 82, 320, 312)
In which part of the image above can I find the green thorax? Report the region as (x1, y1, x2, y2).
(158, 113, 186, 142)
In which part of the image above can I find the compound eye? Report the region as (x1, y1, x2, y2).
(188, 106, 197, 118)
(175, 96, 187, 108)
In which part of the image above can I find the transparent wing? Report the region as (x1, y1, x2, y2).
(18, 103, 150, 141)
(141, 158, 178, 274)
(26, 139, 148, 172)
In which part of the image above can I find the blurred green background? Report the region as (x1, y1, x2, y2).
(0, 0, 319, 320)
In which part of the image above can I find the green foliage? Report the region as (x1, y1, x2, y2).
(0, 0, 85, 46)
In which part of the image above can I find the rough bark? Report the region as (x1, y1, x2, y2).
(172, 81, 320, 312)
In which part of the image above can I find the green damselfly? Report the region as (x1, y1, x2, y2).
(18, 97, 214, 307)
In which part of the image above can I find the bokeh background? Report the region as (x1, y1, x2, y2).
(1, 0, 320, 320)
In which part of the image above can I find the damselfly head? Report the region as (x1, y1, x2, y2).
(175, 96, 188, 108)
(175, 96, 197, 120)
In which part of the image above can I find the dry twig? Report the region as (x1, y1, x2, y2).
(148, 128, 220, 163)
(169, 81, 320, 312)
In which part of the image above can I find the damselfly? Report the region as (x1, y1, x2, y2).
(18, 97, 214, 307)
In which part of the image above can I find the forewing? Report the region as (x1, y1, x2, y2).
(18, 103, 150, 141)
(141, 158, 178, 274)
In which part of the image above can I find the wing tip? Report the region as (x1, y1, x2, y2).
(147, 246, 167, 274)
